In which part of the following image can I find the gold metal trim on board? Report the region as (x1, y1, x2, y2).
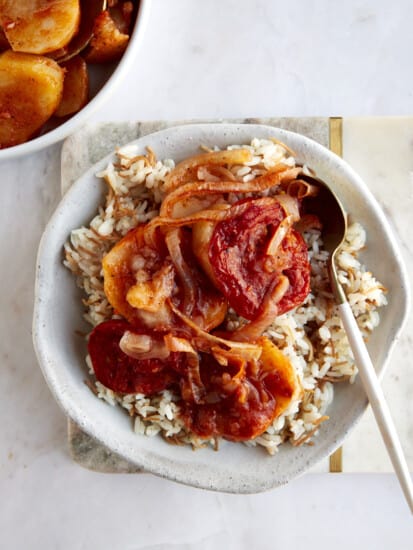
(329, 117, 343, 156)
(328, 116, 343, 473)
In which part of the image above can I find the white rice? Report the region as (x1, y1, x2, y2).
(64, 138, 387, 454)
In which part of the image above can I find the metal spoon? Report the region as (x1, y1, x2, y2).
(305, 176, 413, 514)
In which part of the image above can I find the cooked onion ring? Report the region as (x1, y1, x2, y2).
(163, 148, 253, 193)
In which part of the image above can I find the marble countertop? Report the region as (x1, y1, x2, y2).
(1, 1, 413, 548)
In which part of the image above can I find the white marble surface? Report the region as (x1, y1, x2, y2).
(2, 1, 413, 548)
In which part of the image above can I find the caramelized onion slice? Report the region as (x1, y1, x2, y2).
(144, 205, 229, 247)
(274, 193, 300, 221)
(192, 219, 218, 286)
(265, 216, 293, 256)
(282, 178, 319, 199)
(197, 165, 237, 182)
(232, 276, 290, 342)
(119, 331, 170, 360)
(160, 166, 302, 218)
(164, 228, 196, 314)
(168, 300, 263, 361)
(164, 227, 227, 331)
(164, 333, 204, 403)
(163, 148, 253, 194)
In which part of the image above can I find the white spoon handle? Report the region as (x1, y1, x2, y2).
(338, 301, 413, 514)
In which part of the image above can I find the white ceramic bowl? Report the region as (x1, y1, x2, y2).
(33, 123, 410, 493)
(0, 0, 151, 161)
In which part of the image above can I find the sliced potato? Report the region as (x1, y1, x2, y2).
(0, 0, 80, 55)
(84, 10, 129, 64)
(0, 51, 64, 148)
(55, 55, 89, 117)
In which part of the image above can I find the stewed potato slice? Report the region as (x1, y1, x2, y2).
(55, 55, 89, 117)
(84, 10, 129, 64)
(0, 51, 64, 148)
(0, 0, 80, 55)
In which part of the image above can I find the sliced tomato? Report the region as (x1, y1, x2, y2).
(88, 320, 180, 394)
(208, 197, 310, 320)
(180, 337, 300, 441)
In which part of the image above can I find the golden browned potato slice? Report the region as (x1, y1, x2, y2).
(84, 10, 129, 64)
(55, 55, 88, 117)
(0, 0, 80, 55)
(0, 51, 64, 148)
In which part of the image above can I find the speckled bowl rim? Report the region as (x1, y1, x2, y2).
(0, 0, 151, 161)
(33, 123, 410, 493)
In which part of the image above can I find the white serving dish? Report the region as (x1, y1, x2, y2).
(32, 123, 410, 493)
(0, 0, 151, 161)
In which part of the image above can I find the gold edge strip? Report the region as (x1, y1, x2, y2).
(329, 446, 343, 473)
(328, 116, 343, 473)
(329, 116, 343, 157)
